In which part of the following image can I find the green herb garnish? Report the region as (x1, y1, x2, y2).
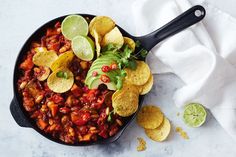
(116, 76, 123, 90)
(117, 44, 137, 70)
(120, 69, 127, 77)
(127, 59, 137, 70)
(102, 43, 119, 52)
(100, 44, 139, 90)
(107, 110, 114, 122)
(135, 40, 141, 48)
(56, 71, 69, 79)
(140, 49, 148, 58)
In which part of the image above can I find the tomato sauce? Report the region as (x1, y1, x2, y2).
(17, 22, 123, 144)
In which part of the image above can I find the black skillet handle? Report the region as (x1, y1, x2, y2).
(136, 5, 206, 51)
(10, 98, 31, 127)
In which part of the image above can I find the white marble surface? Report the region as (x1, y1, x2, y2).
(1, 0, 236, 156)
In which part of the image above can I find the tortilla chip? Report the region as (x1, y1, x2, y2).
(47, 68, 74, 93)
(50, 51, 74, 71)
(93, 29, 102, 57)
(112, 84, 139, 117)
(33, 48, 58, 67)
(145, 117, 171, 142)
(89, 16, 115, 38)
(125, 61, 151, 86)
(140, 74, 154, 95)
(137, 105, 164, 129)
(101, 27, 124, 48)
(124, 37, 135, 52)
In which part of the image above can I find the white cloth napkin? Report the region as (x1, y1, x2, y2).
(132, 0, 236, 140)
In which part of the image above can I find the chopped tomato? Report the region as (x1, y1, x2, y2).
(109, 124, 119, 136)
(20, 53, 34, 71)
(37, 118, 48, 130)
(47, 42, 60, 51)
(48, 103, 58, 117)
(71, 84, 82, 97)
(71, 111, 91, 126)
(80, 133, 93, 142)
(97, 109, 108, 125)
(98, 124, 108, 139)
(86, 89, 97, 102)
(55, 21, 61, 28)
(91, 95, 105, 109)
(51, 94, 64, 103)
(59, 107, 70, 114)
(46, 28, 60, 36)
(78, 126, 88, 135)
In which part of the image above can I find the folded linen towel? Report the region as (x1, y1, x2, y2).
(132, 0, 236, 140)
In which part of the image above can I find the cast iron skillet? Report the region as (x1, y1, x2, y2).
(10, 5, 205, 146)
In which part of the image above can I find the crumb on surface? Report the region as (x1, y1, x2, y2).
(137, 137, 147, 151)
(175, 126, 189, 140)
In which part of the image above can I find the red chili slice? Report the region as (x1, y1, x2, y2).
(110, 63, 118, 70)
(100, 74, 110, 83)
(92, 71, 98, 77)
(101, 65, 111, 72)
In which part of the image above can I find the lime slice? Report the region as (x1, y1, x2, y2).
(183, 103, 207, 127)
(72, 35, 95, 61)
(61, 15, 88, 40)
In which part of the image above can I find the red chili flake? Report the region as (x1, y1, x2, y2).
(110, 63, 118, 70)
(101, 65, 111, 72)
(92, 71, 98, 77)
(100, 74, 110, 83)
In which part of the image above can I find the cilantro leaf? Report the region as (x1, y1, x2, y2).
(118, 61, 123, 69)
(123, 45, 132, 59)
(116, 76, 123, 90)
(127, 59, 137, 70)
(120, 70, 127, 77)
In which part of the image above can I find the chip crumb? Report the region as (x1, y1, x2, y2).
(137, 137, 146, 151)
(175, 127, 189, 140)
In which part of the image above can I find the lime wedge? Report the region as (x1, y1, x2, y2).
(183, 103, 207, 127)
(72, 35, 95, 61)
(61, 15, 88, 40)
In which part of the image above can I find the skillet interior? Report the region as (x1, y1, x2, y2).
(12, 14, 145, 146)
